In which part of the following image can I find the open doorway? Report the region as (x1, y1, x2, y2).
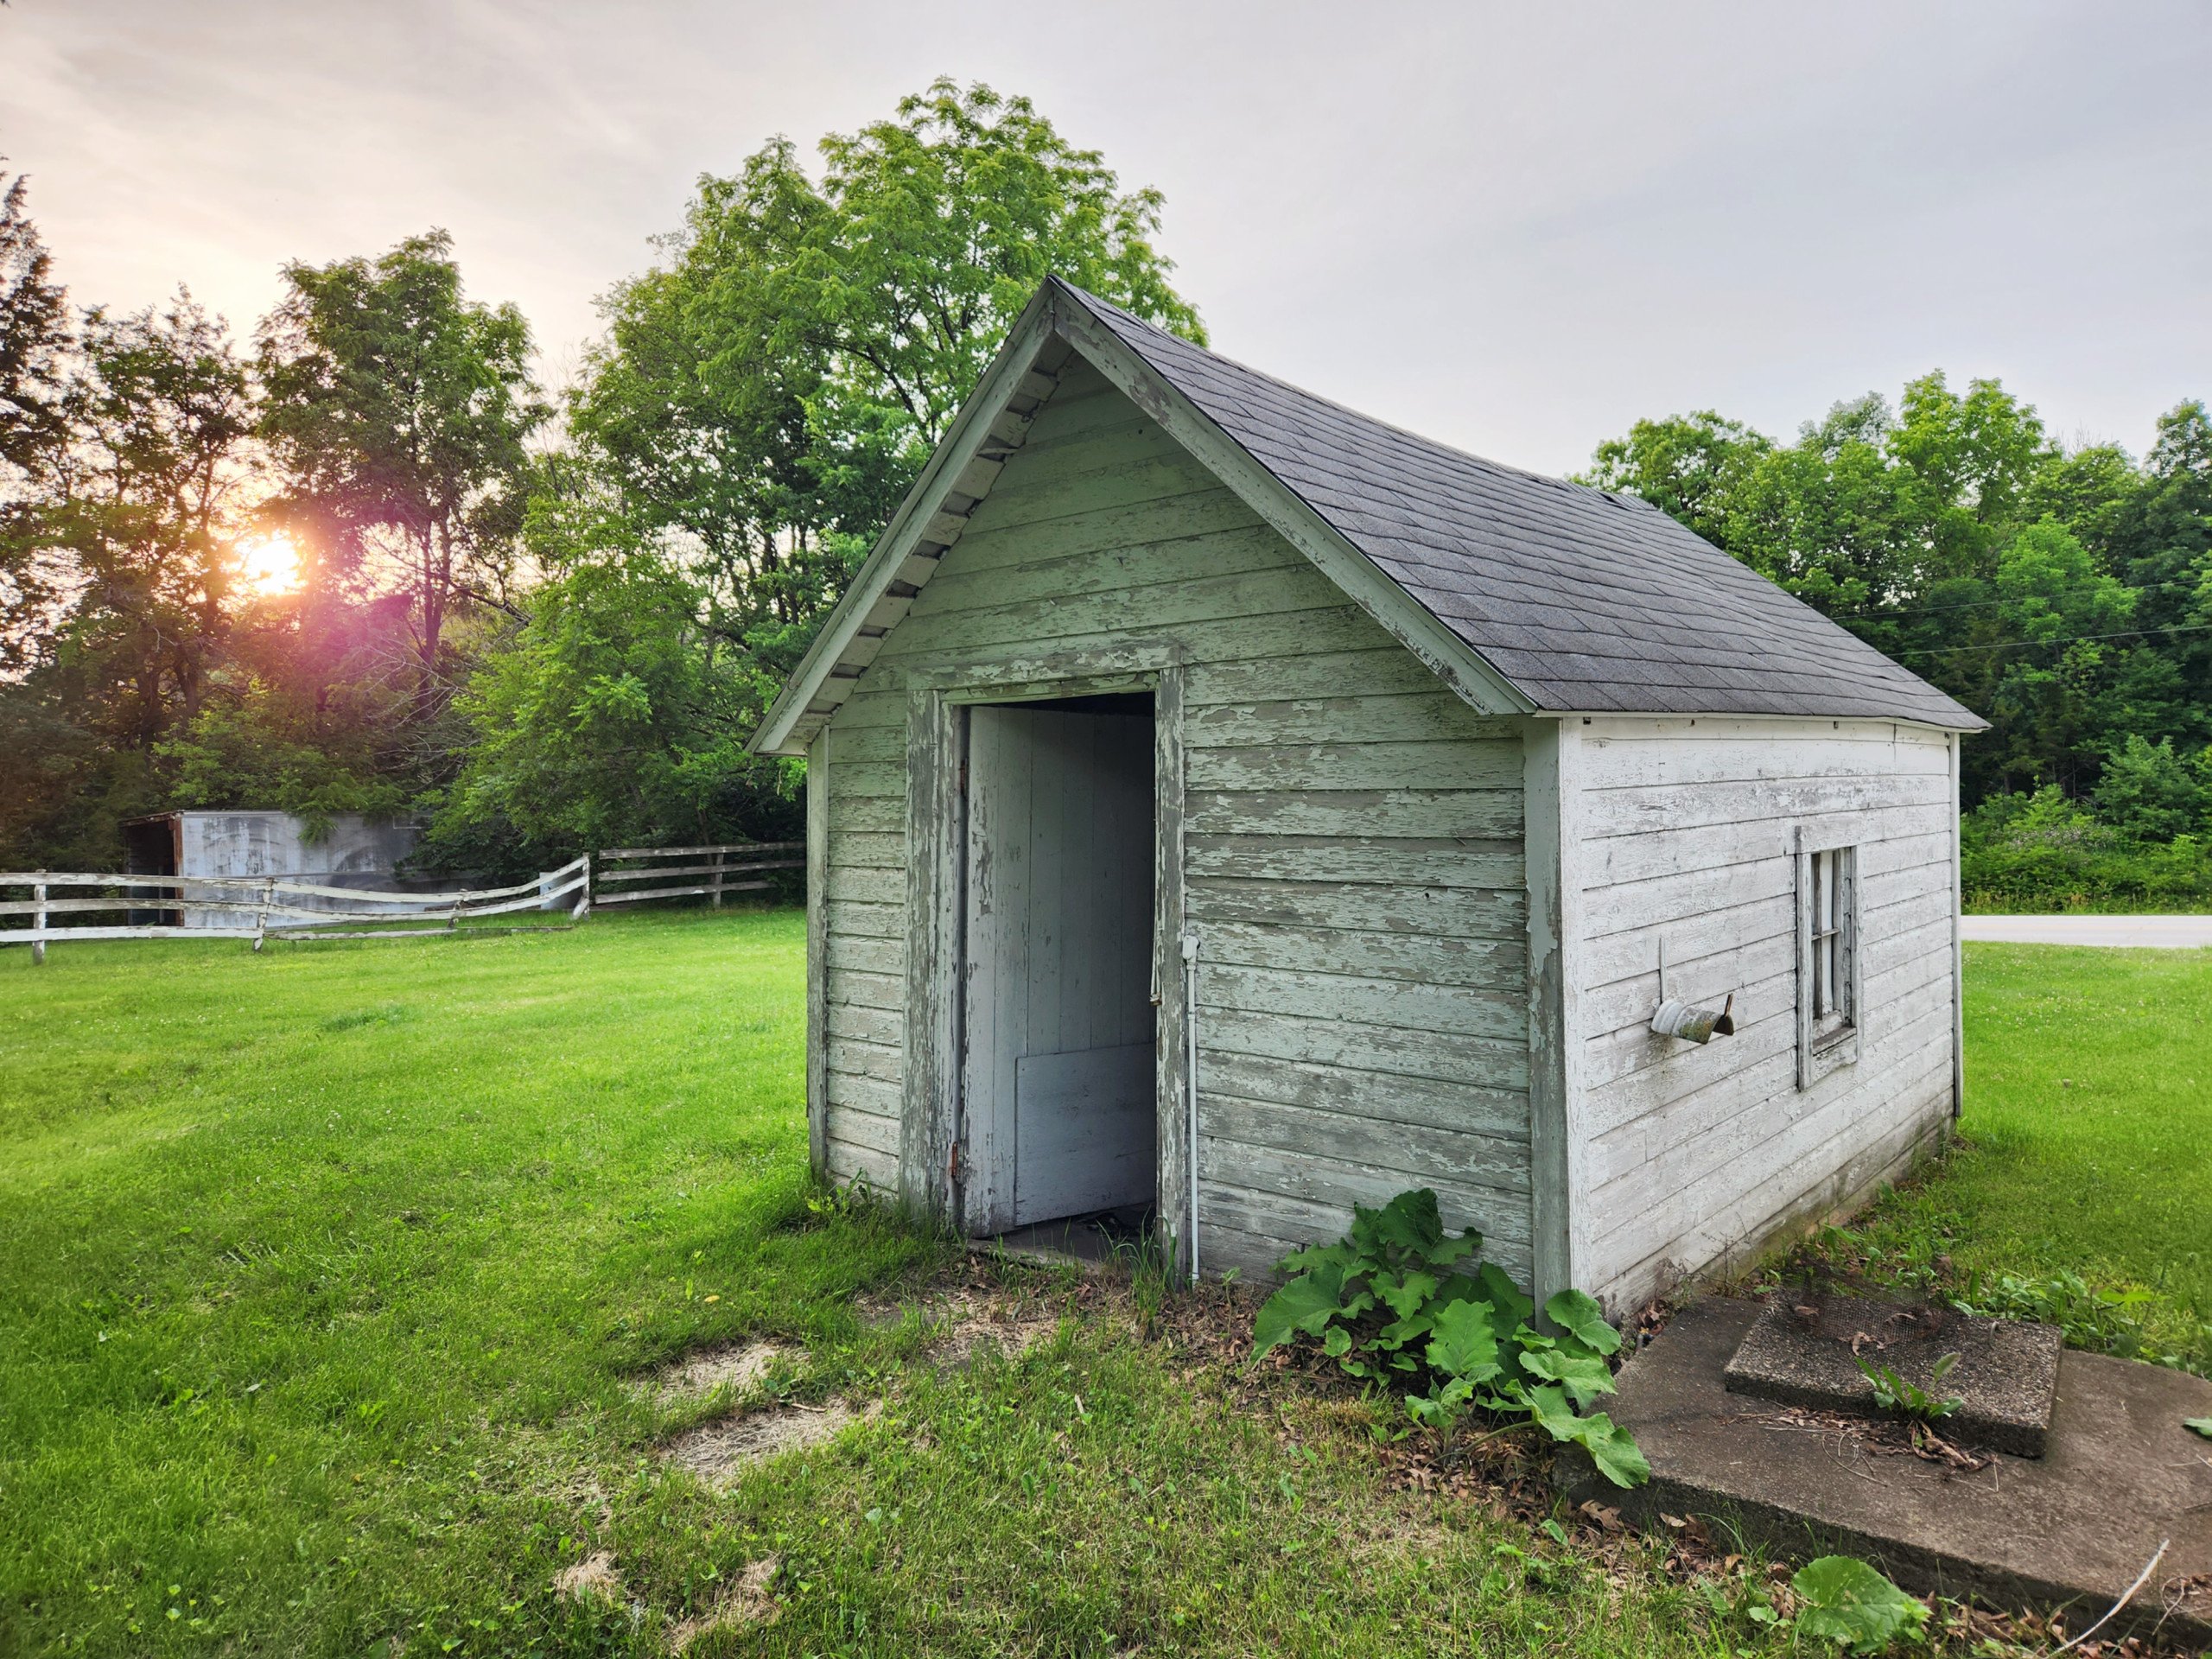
(959, 693, 1158, 1254)
(121, 814, 181, 926)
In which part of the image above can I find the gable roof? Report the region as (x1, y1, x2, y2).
(751, 278, 1983, 755)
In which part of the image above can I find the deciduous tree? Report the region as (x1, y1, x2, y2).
(257, 231, 547, 709)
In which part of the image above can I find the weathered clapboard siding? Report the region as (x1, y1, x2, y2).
(1566, 716, 1958, 1310)
(813, 358, 1533, 1279)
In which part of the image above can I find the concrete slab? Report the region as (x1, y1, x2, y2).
(1723, 1294, 2062, 1458)
(1571, 1298, 2212, 1646)
(1962, 914, 2212, 948)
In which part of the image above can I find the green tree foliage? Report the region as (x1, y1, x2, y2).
(2089, 734, 2205, 842)
(0, 289, 265, 865)
(1585, 374, 2212, 830)
(803, 79, 1203, 459)
(568, 78, 1202, 682)
(1, 166, 75, 695)
(4, 84, 1202, 876)
(1584, 411, 1770, 550)
(0, 186, 452, 868)
(425, 79, 1202, 871)
(0, 167, 70, 497)
(425, 554, 792, 871)
(257, 231, 548, 707)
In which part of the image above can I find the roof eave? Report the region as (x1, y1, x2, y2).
(1048, 289, 1535, 720)
(1528, 705, 1989, 734)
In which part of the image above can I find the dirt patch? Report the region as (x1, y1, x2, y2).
(663, 1402, 864, 1488)
(933, 1294, 1063, 1366)
(551, 1550, 622, 1604)
(670, 1554, 781, 1650)
(643, 1339, 785, 1401)
(861, 1284, 1065, 1368)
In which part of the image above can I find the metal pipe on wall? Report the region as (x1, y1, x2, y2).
(1182, 928, 1200, 1285)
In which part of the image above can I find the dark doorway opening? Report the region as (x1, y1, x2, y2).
(958, 693, 1158, 1249)
(121, 815, 180, 926)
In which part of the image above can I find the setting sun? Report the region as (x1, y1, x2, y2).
(232, 532, 301, 595)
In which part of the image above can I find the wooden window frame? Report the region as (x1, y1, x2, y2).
(1795, 829, 1861, 1089)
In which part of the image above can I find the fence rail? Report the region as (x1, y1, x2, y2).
(4, 838, 804, 958)
(3, 855, 591, 961)
(593, 842, 803, 908)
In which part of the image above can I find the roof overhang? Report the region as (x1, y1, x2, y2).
(748, 279, 1532, 758)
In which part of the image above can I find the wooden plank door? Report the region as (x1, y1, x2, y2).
(963, 703, 1157, 1231)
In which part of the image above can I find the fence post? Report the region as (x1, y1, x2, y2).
(711, 845, 725, 909)
(31, 877, 47, 965)
(252, 875, 274, 952)
(571, 854, 592, 923)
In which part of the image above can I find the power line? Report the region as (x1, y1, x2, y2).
(1828, 591, 2080, 622)
(1894, 620, 2212, 658)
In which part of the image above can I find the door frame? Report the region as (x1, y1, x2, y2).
(900, 645, 1192, 1277)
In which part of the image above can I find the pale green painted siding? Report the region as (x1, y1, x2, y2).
(816, 360, 1534, 1278)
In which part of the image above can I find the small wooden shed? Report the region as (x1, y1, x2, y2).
(749, 278, 1984, 1313)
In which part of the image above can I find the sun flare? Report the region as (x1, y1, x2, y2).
(233, 533, 301, 595)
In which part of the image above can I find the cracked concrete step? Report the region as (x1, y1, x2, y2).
(1722, 1293, 2061, 1458)
(1565, 1297, 2212, 1648)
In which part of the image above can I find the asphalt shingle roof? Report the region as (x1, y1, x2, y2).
(1065, 281, 1985, 729)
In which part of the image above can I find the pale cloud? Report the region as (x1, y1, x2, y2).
(2, 0, 2206, 474)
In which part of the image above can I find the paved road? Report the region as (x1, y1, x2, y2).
(1961, 913, 2212, 947)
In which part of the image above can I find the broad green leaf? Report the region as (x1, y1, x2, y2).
(1274, 1237, 1357, 1278)
(1424, 1299, 1503, 1384)
(1475, 1262, 1534, 1329)
(1521, 1386, 1649, 1488)
(2187, 1416, 2212, 1440)
(1567, 1413, 1649, 1489)
(1251, 1262, 1354, 1357)
(1370, 1269, 1438, 1321)
(1790, 1556, 1929, 1653)
(1320, 1325, 1353, 1358)
(1544, 1288, 1624, 1356)
(1403, 1392, 1452, 1427)
(1429, 1272, 1485, 1308)
(1522, 1382, 1580, 1440)
(1374, 1312, 1434, 1351)
(1521, 1347, 1618, 1408)
(1351, 1188, 1444, 1260)
(1420, 1230, 1481, 1270)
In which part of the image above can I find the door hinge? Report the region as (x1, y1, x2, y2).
(948, 1141, 963, 1185)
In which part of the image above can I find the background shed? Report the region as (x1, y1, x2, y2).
(752, 279, 1983, 1313)
(123, 810, 423, 928)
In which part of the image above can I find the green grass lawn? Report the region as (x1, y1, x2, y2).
(2, 915, 2201, 1656)
(1803, 943, 2211, 1371)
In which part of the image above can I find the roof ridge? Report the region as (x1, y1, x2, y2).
(1046, 276, 1981, 732)
(1050, 276, 1664, 520)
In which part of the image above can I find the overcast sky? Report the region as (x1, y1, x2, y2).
(4, 2, 2209, 476)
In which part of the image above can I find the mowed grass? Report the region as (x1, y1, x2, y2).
(0, 912, 935, 1655)
(1818, 942, 2210, 1365)
(0, 913, 2197, 1656)
(2, 912, 1749, 1659)
(1959, 944, 2211, 1321)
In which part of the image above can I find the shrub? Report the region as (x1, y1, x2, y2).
(1961, 784, 2212, 912)
(1249, 1189, 1649, 1488)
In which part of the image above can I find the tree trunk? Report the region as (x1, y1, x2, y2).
(418, 522, 445, 710)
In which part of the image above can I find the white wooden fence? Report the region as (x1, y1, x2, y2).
(593, 842, 804, 908)
(3, 855, 592, 962)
